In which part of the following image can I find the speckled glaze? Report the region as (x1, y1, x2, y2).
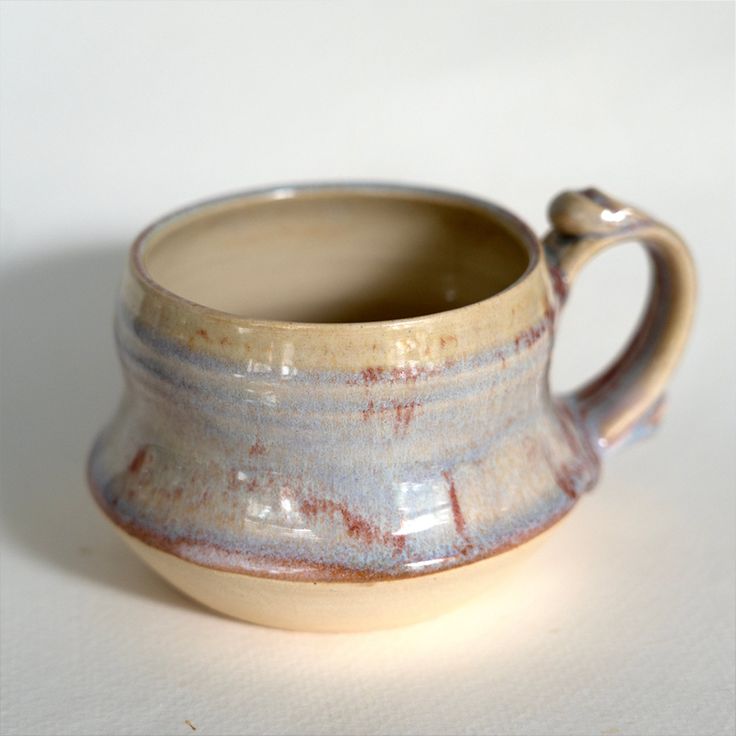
(88, 184, 695, 630)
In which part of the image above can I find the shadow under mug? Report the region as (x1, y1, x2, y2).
(88, 183, 695, 631)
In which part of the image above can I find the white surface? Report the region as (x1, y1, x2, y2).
(1, 2, 734, 735)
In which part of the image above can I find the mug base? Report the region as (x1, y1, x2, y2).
(112, 523, 550, 632)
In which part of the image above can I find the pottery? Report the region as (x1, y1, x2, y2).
(88, 184, 695, 631)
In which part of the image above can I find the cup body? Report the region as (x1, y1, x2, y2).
(88, 184, 601, 625)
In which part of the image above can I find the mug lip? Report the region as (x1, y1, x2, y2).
(131, 181, 542, 330)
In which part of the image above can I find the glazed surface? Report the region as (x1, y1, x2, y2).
(89, 186, 605, 583)
(90, 270, 599, 580)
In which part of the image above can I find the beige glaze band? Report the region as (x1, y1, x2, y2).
(124, 186, 551, 371)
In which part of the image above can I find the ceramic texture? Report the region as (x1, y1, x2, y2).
(88, 184, 695, 630)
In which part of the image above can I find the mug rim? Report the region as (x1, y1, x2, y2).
(131, 181, 542, 330)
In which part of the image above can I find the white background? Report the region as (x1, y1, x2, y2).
(1, 2, 734, 735)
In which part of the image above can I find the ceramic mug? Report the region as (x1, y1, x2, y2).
(88, 184, 695, 631)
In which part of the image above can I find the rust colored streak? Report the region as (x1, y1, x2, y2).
(541, 418, 599, 500)
(195, 329, 210, 341)
(361, 400, 376, 421)
(513, 307, 558, 351)
(348, 361, 455, 386)
(553, 464, 578, 499)
(128, 448, 148, 474)
(549, 265, 568, 304)
(389, 364, 454, 383)
(248, 440, 266, 457)
(300, 497, 405, 555)
(514, 321, 548, 350)
(442, 471, 466, 536)
(361, 400, 419, 431)
(456, 541, 473, 557)
(220, 336, 232, 346)
(301, 498, 375, 545)
(390, 366, 419, 383)
(391, 533, 406, 553)
(361, 366, 385, 385)
(439, 334, 457, 349)
(393, 400, 418, 432)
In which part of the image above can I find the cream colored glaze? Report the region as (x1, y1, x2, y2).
(143, 191, 529, 323)
(117, 520, 550, 632)
(127, 186, 547, 371)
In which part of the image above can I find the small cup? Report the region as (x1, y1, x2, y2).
(88, 183, 695, 631)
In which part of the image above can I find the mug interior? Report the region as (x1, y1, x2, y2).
(140, 187, 533, 323)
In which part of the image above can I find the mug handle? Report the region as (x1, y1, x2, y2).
(544, 188, 696, 452)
